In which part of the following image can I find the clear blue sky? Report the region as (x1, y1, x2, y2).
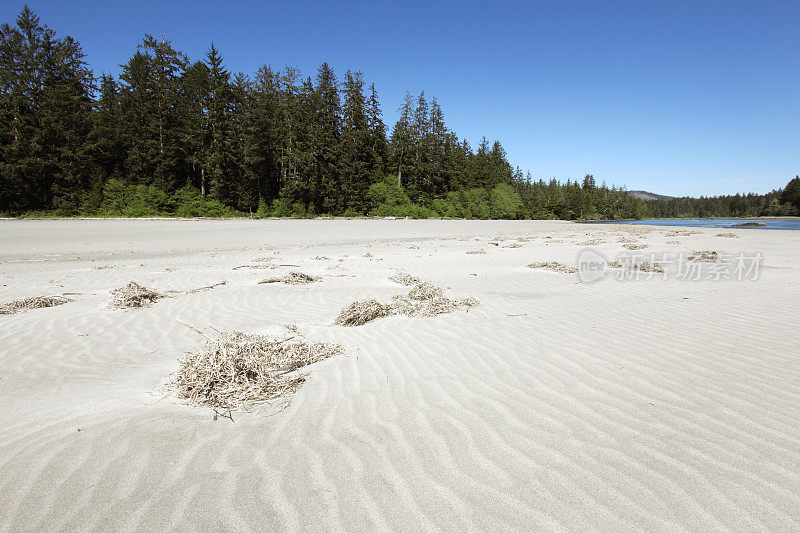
(3, 1, 798, 197)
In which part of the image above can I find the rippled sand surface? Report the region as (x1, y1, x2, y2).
(1, 219, 798, 530)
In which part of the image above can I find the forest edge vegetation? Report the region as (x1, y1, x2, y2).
(1, 7, 798, 220)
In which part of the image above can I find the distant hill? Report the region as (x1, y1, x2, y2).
(628, 190, 673, 201)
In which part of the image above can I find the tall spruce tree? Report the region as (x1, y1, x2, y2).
(366, 82, 388, 180)
(408, 91, 430, 200)
(390, 92, 415, 189)
(180, 60, 210, 194)
(85, 73, 124, 208)
(203, 43, 236, 204)
(243, 65, 282, 205)
(313, 63, 341, 213)
(339, 70, 371, 212)
(118, 35, 187, 190)
(427, 97, 449, 198)
(280, 76, 316, 209)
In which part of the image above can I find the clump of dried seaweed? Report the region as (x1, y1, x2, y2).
(109, 282, 164, 308)
(334, 282, 478, 326)
(689, 250, 719, 262)
(715, 232, 739, 238)
(465, 249, 486, 255)
(172, 328, 344, 411)
(233, 264, 278, 270)
(632, 261, 664, 273)
(334, 299, 395, 326)
(0, 295, 72, 315)
(388, 272, 422, 286)
(526, 261, 578, 274)
(622, 243, 649, 250)
(258, 271, 320, 285)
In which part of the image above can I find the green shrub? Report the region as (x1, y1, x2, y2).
(271, 198, 293, 217)
(342, 207, 364, 218)
(489, 183, 522, 219)
(290, 202, 309, 218)
(256, 198, 270, 217)
(167, 186, 234, 217)
(97, 179, 168, 217)
(367, 176, 412, 215)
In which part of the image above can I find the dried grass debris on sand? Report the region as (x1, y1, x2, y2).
(715, 232, 740, 238)
(632, 261, 664, 273)
(184, 281, 227, 294)
(391, 292, 478, 318)
(233, 263, 278, 270)
(0, 295, 72, 315)
(109, 282, 164, 308)
(623, 243, 649, 250)
(527, 261, 578, 274)
(666, 230, 702, 237)
(689, 250, 719, 262)
(465, 249, 486, 255)
(388, 272, 421, 286)
(259, 271, 320, 285)
(172, 329, 344, 410)
(334, 299, 394, 326)
(406, 281, 442, 300)
(335, 282, 479, 326)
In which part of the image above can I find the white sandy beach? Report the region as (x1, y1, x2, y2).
(0, 218, 798, 531)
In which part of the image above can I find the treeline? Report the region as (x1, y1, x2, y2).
(0, 7, 649, 220)
(645, 176, 800, 218)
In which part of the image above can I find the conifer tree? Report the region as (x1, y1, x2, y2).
(408, 91, 430, 199)
(427, 97, 449, 197)
(280, 76, 316, 209)
(487, 140, 512, 187)
(339, 70, 371, 212)
(85, 73, 124, 207)
(243, 65, 282, 205)
(366, 82, 388, 180)
(313, 63, 341, 213)
(180, 60, 210, 193)
(204, 43, 236, 204)
(390, 92, 415, 188)
(119, 35, 187, 190)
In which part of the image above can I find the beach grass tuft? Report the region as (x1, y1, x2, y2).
(172, 329, 344, 410)
(259, 271, 320, 285)
(527, 261, 578, 274)
(0, 295, 72, 315)
(109, 282, 164, 308)
(335, 282, 478, 326)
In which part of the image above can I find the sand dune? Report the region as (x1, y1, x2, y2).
(1, 219, 799, 530)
